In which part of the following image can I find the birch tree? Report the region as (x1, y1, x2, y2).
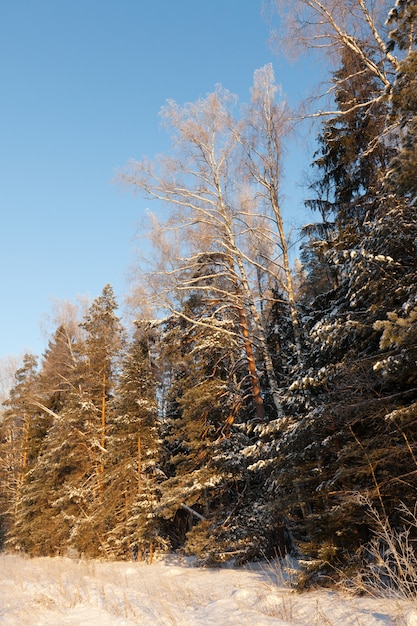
(122, 86, 285, 419)
(237, 63, 303, 359)
(274, 0, 400, 115)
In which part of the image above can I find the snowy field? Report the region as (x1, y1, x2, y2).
(0, 553, 416, 625)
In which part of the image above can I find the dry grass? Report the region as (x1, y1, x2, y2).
(0, 551, 413, 625)
(343, 497, 417, 605)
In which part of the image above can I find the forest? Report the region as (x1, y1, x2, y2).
(1, 0, 417, 590)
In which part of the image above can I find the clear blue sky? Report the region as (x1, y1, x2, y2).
(1, 0, 323, 362)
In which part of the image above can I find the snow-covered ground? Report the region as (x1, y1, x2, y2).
(0, 553, 416, 625)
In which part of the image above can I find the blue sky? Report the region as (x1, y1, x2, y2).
(1, 1, 324, 362)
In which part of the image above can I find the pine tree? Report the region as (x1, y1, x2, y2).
(64, 284, 125, 555)
(79, 284, 124, 501)
(103, 323, 162, 561)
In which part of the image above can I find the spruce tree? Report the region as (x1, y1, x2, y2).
(155, 295, 255, 563)
(386, 0, 417, 196)
(0, 354, 48, 549)
(271, 29, 417, 583)
(10, 286, 125, 557)
(6, 323, 83, 555)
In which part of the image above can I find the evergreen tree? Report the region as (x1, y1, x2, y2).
(39, 324, 79, 415)
(304, 45, 394, 253)
(154, 292, 258, 563)
(0, 354, 46, 548)
(67, 284, 124, 554)
(272, 19, 417, 583)
(10, 286, 125, 557)
(103, 323, 162, 561)
(6, 323, 82, 555)
(386, 0, 417, 196)
(79, 284, 124, 500)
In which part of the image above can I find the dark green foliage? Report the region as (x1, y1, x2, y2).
(279, 4, 417, 584)
(154, 305, 252, 559)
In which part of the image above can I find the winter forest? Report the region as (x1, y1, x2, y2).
(1, 0, 417, 592)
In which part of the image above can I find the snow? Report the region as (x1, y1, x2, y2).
(0, 553, 415, 625)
